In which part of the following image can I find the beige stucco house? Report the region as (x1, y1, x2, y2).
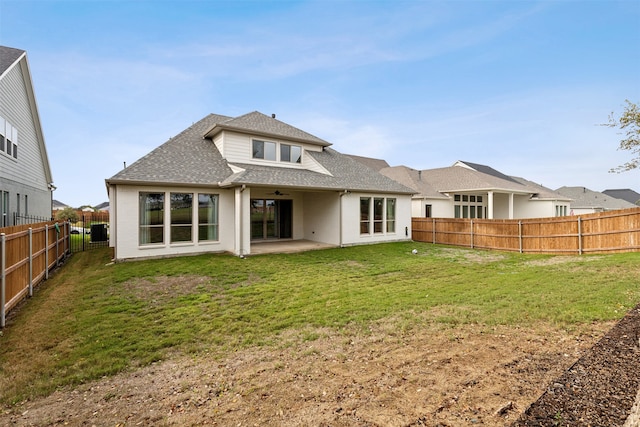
(106, 112, 414, 260)
(351, 158, 572, 220)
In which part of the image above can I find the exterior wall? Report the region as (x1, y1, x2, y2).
(303, 191, 341, 245)
(341, 192, 412, 246)
(0, 58, 52, 224)
(513, 196, 557, 219)
(110, 184, 235, 260)
(412, 197, 451, 218)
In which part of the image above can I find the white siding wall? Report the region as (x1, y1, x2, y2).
(341, 192, 412, 246)
(0, 59, 51, 221)
(219, 131, 329, 174)
(111, 184, 235, 260)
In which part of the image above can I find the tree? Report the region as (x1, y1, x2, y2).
(55, 207, 80, 223)
(603, 100, 640, 173)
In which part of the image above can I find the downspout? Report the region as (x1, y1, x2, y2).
(339, 190, 349, 247)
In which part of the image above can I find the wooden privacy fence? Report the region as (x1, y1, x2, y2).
(0, 221, 70, 327)
(412, 207, 640, 255)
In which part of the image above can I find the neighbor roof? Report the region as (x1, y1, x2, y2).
(346, 154, 390, 172)
(378, 165, 448, 199)
(556, 186, 637, 210)
(106, 112, 414, 194)
(602, 189, 640, 205)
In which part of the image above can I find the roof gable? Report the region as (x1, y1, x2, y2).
(203, 111, 331, 147)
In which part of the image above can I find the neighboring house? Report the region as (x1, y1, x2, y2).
(106, 112, 414, 260)
(95, 201, 110, 212)
(52, 199, 69, 211)
(556, 186, 637, 215)
(0, 45, 54, 227)
(370, 160, 571, 219)
(602, 188, 640, 206)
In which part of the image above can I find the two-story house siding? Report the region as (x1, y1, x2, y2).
(0, 46, 54, 226)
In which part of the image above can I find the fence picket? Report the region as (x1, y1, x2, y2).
(412, 207, 640, 255)
(0, 221, 70, 327)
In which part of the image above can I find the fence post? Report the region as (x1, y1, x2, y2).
(29, 228, 33, 297)
(432, 218, 436, 244)
(578, 217, 582, 255)
(470, 220, 474, 249)
(518, 221, 523, 253)
(45, 224, 49, 280)
(1, 233, 5, 328)
(55, 223, 59, 267)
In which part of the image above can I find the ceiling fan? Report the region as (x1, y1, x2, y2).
(268, 190, 290, 196)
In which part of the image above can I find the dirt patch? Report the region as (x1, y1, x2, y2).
(1, 320, 613, 426)
(431, 248, 507, 264)
(122, 275, 212, 304)
(514, 303, 640, 426)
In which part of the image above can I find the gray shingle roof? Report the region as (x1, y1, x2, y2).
(204, 111, 331, 147)
(556, 186, 638, 210)
(345, 154, 390, 172)
(107, 113, 414, 194)
(378, 165, 448, 199)
(107, 114, 234, 185)
(418, 165, 533, 194)
(602, 189, 640, 205)
(455, 160, 521, 184)
(509, 176, 571, 201)
(0, 45, 24, 76)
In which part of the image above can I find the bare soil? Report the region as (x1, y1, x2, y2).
(1, 317, 623, 427)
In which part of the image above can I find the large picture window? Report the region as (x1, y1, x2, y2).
(139, 192, 164, 245)
(198, 194, 219, 241)
(170, 193, 193, 242)
(360, 197, 396, 235)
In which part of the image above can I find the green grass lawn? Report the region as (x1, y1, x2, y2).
(1, 242, 639, 405)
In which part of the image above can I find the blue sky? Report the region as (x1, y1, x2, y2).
(1, 0, 639, 207)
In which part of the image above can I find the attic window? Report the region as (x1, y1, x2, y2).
(281, 144, 301, 163)
(253, 140, 276, 161)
